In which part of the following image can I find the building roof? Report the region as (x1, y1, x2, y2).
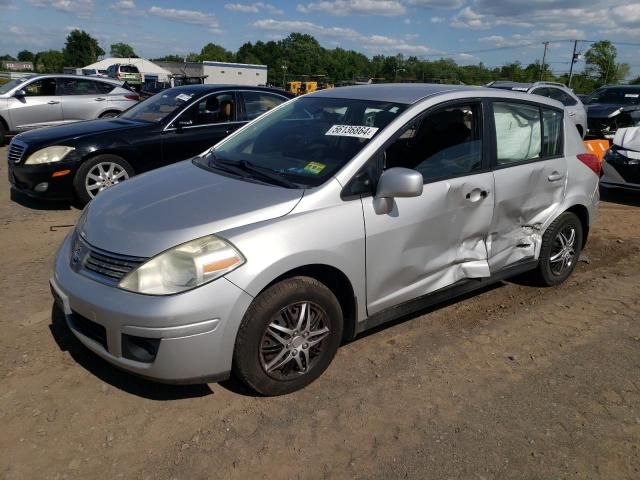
(82, 57, 172, 76)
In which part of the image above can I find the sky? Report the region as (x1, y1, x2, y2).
(1, 0, 639, 78)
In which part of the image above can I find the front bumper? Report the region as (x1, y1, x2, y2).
(9, 161, 77, 200)
(51, 232, 254, 383)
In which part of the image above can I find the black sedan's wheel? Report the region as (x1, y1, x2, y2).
(535, 212, 583, 286)
(73, 154, 134, 205)
(233, 276, 343, 396)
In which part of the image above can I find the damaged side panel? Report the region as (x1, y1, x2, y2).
(363, 174, 494, 316)
(488, 158, 567, 271)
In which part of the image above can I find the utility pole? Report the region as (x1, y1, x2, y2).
(567, 40, 579, 87)
(540, 41, 549, 81)
(281, 63, 287, 88)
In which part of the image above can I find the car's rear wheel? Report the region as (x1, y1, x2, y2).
(534, 212, 583, 286)
(99, 111, 120, 119)
(73, 154, 134, 205)
(233, 276, 343, 396)
(0, 120, 7, 146)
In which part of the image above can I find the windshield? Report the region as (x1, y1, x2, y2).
(120, 88, 196, 123)
(0, 77, 29, 95)
(198, 96, 407, 187)
(585, 88, 640, 105)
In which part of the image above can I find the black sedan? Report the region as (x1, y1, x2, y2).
(584, 85, 640, 139)
(7, 85, 293, 204)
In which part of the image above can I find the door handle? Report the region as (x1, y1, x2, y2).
(95, 97, 106, 101)
(547, 172, 564, 182)
(47, 100, 60, 105)
(465, 188, 489, 202)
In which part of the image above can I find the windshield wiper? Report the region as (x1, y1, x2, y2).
(215, 158, 298, 188)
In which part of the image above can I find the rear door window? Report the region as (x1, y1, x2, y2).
(95, 81, 115, 94)
(58, 78, 99, 95)
(120, 65, 139, 73)
(541, 108, 563, 157)
(241, 91, 288, 120)
(492, 102, 541, 165)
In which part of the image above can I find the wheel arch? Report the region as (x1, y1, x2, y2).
(259, 264, 358, 342)
(565, 204, 590, 248)
(0, 114, 9, 131)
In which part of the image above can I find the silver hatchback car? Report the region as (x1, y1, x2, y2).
(0, 74, 139, 143)
(51, 84, 600, 395)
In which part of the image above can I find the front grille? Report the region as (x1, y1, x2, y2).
(68, 312, 108, 351)
(7, 140, 27, 164)
(83, 244, 147, 282)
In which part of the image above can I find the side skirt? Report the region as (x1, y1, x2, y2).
(354, 259, 538, 336)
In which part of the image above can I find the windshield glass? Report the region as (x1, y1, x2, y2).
(0, 77, 29, 95)
(585, 88, 640, 105)
(198, 96, 407, 187)
(119, 88, 196, 122)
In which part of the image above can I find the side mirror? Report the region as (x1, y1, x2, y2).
(373, 167, 423, 214)
(13, 89, 26, 99)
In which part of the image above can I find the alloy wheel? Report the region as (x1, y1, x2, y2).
(259, 302, 331, 380)
(549, 226, 576, 276)
(85, 162, 129, 198)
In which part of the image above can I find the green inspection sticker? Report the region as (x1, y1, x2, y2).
(303, 162, 326, 175)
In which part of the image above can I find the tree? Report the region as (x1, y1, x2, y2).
(17, 50, 35, 62)
(630, 76, 640, 86)
(34, 50, 64, 73)
(198, 43, 234, 62)
(0, 54, 17, 61)
(63, 29, 104, 67)
(584, 40, 628, 86)
(110, 43, 137, 58)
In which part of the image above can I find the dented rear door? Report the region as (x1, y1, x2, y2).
(487, 101, 567, 271)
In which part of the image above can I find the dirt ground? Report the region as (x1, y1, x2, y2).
(1, 144, 639, 480)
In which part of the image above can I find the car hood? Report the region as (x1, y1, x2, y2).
(81, 160, 304, 257)
(586, 103, 639, 118)
(15, 118, 148, 145)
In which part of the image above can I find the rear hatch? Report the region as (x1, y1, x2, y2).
(117, 65, 141, 84)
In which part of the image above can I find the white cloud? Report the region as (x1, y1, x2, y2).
(253, 18, 434, 56)
(225, 2, 284, 15)
(148, 6, 221, 33)
(431, 16, 443, 23)
(28, 0, 94, 15)
(450, 7, 491, 29)
(406, 0, 464, 8)
(112, 0, 135, 9)
(297, 0, 406, 16)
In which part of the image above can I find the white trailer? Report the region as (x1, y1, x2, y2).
(202, 61, 268, 86)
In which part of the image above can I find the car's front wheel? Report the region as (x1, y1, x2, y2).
(73, 154, 134, 204)
(233, 276, 343, 396)
(535, 212, 583, 286)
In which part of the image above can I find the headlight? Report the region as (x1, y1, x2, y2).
(24, 146, 75, 165)
(118, 235, 245, 295)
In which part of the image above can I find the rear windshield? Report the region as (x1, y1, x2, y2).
(120, 65, 139, 73)
(585, 88, 640, 105)
(201, 96, 407, 187)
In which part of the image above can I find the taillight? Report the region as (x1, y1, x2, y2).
(577, 153, 601, 176)
(125, 94, 139, 101)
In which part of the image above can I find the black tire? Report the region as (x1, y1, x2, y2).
(99, 111, 120, 119)
(73, 154, 134, 205)
(233, 276, 343, 396)
(0, 120, 6, 146)
(534, 212, 583, 286)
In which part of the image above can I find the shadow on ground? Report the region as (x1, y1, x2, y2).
(49, 303, 213, 400)
(600, 186, 640, 207)
(10, 189, 79, 211)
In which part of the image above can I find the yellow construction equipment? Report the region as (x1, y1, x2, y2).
(287, 75, 334, 96)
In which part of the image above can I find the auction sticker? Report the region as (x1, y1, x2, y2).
(303, 162, 326, 175)
(175, 93, 193, 102)
(325, 125, 379, 139)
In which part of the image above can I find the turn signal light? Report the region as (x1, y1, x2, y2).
(576, 153, 601, 176)
(52, 169, 71, 178)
